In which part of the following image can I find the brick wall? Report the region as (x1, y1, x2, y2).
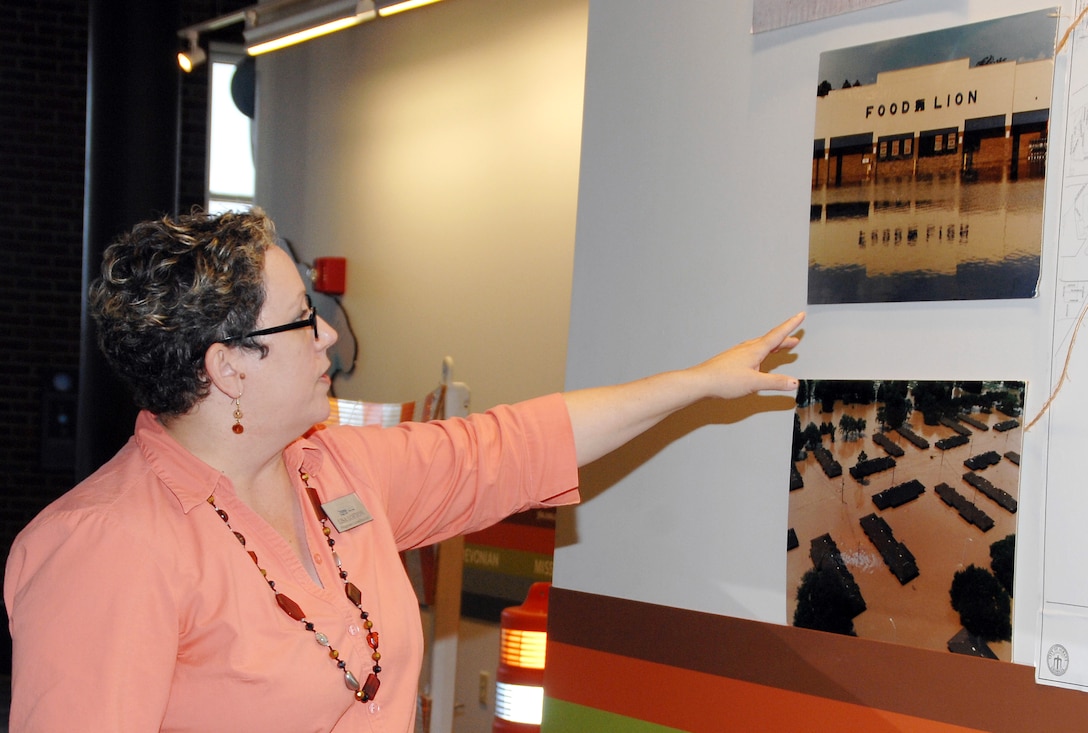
(1, 3, 89, 542)
(0, 0, 248, 673)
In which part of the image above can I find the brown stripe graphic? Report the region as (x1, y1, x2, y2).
(546, 641, 982, 732)
(548, 587, 1088, 732)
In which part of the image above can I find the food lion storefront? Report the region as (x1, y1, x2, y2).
(812, 57, 1051, 187)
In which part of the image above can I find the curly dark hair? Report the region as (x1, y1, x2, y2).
(88, 208, 277, 417)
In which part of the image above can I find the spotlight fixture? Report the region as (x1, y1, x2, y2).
(177, 32, 207, 73)
(244, 0, 378, 56)
(176, 9, 247, 71)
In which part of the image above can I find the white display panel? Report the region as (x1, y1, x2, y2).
(559, 0, 1072, 669)
(1039, 0, 1088, 691)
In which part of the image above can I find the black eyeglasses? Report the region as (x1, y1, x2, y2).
(220, 297, 318, 343)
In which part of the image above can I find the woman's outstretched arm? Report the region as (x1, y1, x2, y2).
(563, 312, 805, 466)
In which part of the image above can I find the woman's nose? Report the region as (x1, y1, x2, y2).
(318, 315, 339, 348)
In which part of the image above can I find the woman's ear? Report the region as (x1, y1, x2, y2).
(205, 343, 247, 398)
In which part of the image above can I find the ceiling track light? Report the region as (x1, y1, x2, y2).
(177, 32, 207, 73)
(177, 9, 246, 71)
(179, 0, 447, 64)
(375, 0, 444, 17)
(244, 0, 377, 56)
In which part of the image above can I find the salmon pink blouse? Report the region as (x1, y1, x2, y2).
(5, 393, 579, 732)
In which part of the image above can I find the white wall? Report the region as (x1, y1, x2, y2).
(248, 0, 1075, 708)
(255, 0, 587, 412)
(252, 2, 588, 730)
(557, 0, 1071, 666)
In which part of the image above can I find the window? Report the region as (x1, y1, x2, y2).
(207, 47, 255, 213)
(876, 134, 913, 161)
(917, 129, 958, 158)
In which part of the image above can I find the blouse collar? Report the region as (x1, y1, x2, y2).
(133, 410, 326, 514)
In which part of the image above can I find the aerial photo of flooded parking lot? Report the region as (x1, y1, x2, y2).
(787, 379, 1023, 660)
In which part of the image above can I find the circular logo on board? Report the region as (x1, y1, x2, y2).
(1047, 644, 1070, 677)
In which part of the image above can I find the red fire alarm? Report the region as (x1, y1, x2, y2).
(312, 256, 346, 295)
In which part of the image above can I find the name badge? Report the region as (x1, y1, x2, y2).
(321, 494, 373, 533)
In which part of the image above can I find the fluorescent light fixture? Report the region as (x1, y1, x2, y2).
(244, 0, 377, 56)
(376, 0, 443, 16)
(180, 0, 446, 64)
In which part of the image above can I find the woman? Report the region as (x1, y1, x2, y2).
(4, 209, 803, 732)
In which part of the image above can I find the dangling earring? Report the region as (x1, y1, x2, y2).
(232, 396, 244, 434)
(230, 374, 246, 435)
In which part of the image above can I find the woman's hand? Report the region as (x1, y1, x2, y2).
(687, 311, 805, 400)
(563, 312, 805, 465)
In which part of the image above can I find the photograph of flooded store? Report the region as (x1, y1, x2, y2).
(809, 9, 1059, 304)
(787, 379, 1024, 660)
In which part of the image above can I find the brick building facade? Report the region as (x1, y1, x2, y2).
(813, 57, 1052, 187)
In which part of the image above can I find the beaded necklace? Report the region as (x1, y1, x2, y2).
(207, 469, 382, 703)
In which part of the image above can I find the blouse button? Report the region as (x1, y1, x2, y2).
(369, 702, 379, 714)
(313, 554, 323, 565)
(348, 624, 361, 636)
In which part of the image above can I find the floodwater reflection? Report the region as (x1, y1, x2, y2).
(809, 176, 1043, 303)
